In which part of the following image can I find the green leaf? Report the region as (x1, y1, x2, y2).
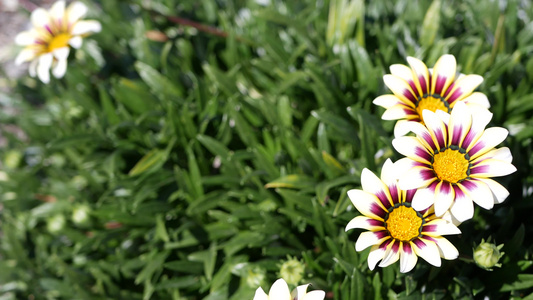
(128, 149, 168, 176)
(420, 0, 441, 47)
(265, 174, 316, 189)
(135, 61, 183, 102)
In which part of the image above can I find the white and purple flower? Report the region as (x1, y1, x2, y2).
(373, 54, 490, 136)
(253, 278, 325, 300)
(15, 0, 101, 83)
(393, 102, 517, 222)
(346, 159, 460, 273)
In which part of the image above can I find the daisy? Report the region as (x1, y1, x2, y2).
(345, 159, 460, 273)
(373, 54, 490, 136)
(253, 278, 325, 300)
(15, 0, 101, 83)
(392, 102, 516, 222)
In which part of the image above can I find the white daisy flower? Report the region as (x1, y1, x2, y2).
(15, 0, 101, 83)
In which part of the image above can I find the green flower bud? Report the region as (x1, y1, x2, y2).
(473, 238, 504, 271)
(72, 204, 91, 226)
(46, 214, 66, 234)
(4, 150, 22, 169)
(245, 266, 266, 288)
(279, 256, 305, 286)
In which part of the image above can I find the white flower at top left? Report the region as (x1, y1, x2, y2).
(15, 0, 101, 83)
(254, 278, 325, 300)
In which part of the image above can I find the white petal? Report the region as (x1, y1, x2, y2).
(380, 159, 397, 186)
(467, 127, 509, 160)
(432, 236, 459, 260)
(356, 231, 387, 252)
(392, 136, 432, 164)
(431, 54, 456, 95)
(67, 1, 88, 23)
(413, 239, 441, 267)
(461, 108, 493, 150)
(253, 287, 269, 300)
(15, 31, 37, 46)
(394, 120, 413, 137)
(445, 74, 484, 104)
(373, 94, 400, 109)
(52, 46, 70, 60)
(71, 20, 101, 35)
(52, 57, 68, 79)
(406, 56, 430, 95)
(31, 8, 51, 28)
(472, 147, 513, 164)
(367, 244, 386, 270)
(37, 53, 53, 84)
(382, 104, 412, 120)
(69, 36, 83, 48)
(459, 180, 494, 210)
(463, 92, 490, 108)
(269, 279, 291, 299)
(448, 101, 472, 146)
(347, 189, 386, 220)
(423, 219, 461, 236)
(29, 59, 38, 77)
(390, 63, 414, 81)
(15, 48, 36, 65)
(346, 216, 382, 231)
(301, 290, 326, 300)
(383, 74, 417, 105)
(49, 0, 66, 21)
(477, 178, 510, 204)
(378, 242, 400, 268)
(470, 159, 517, 177)
(422, 109, 448, 149)
(397, 166, 436, 190)
(399, 244, 418, 273)
(411, 185, 436, 211)
(434, 181, 455, 217)
(292, 284, 309, 300)
(449, 189, 474, 222)
(361, 168, 393, 208)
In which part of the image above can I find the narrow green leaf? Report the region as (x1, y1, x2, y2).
(135, 61, 183, 101)
(128, 149, 168, 176)
(420, 0, 441, 47)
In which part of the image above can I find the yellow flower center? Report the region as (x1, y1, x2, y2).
(416, 94, 449, 123)
(432, 148, 470, 183)
(385, 204, 423, 242)
(47, 33, 71, 52)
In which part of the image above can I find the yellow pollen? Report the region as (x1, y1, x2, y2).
(385, 205, 422, 241)
(47, 33, 71, 52)
(416, 96, 448, 123)
(432, 148, 469, 183)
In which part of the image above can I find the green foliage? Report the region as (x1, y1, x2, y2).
(1, 0, 533, 299)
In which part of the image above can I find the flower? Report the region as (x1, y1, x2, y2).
(253, 278, 325, 300)
(392, 102, 517, 222)
(373, 54, 490, 136)
(279, 256, 305, 286)
(473, 238, 504, 271)
(345, 159, 460, 273)
(15, 0, 101, 83)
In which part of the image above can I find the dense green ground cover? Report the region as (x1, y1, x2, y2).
(1, 0, 533, 299)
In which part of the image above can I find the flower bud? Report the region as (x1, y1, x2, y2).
(473, 238, 504, 271)
(245, 266, 266, 288)
(279, 256, 305, 286)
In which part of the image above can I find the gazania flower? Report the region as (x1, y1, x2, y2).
(346, 159, 460, 273)
(393, 102, 516, 222)
(253, 278, 325, 300)
(373, 54, 490, 136)
(15, 0, 101, 83)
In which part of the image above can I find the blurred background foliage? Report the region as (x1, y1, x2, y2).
(0, 0, 533, 299)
